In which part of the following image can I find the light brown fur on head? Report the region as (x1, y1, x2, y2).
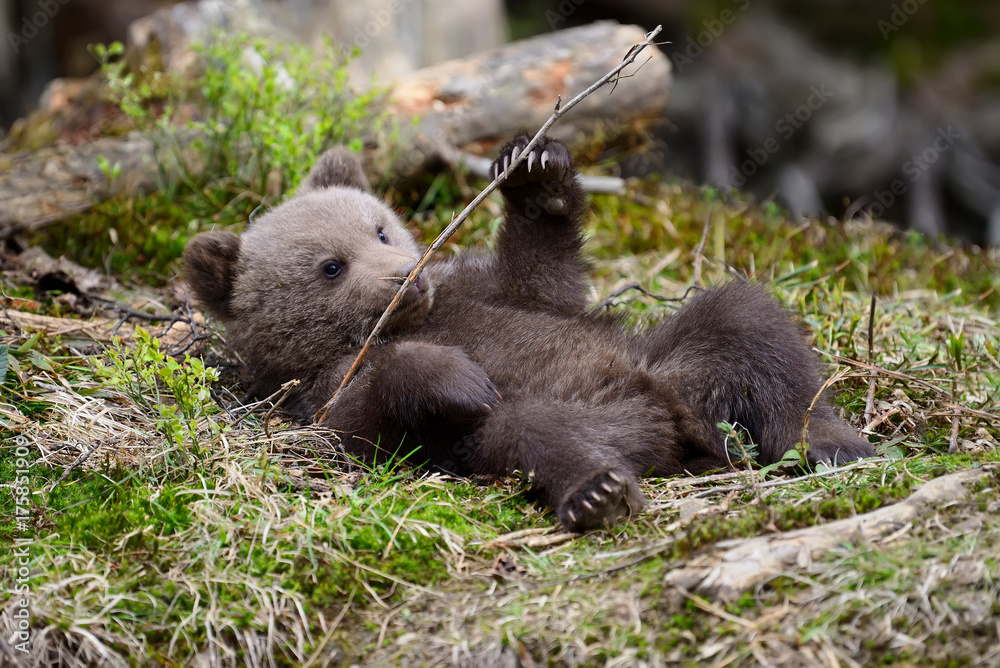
(183, 148, 433, 398)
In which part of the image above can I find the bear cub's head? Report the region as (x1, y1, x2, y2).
(183, 148, 433, 393)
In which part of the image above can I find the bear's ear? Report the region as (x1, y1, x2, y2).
(298, 147, 370, 194)
(182, 231, 241, 321)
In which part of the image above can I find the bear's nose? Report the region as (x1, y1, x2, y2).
(398, 261, 426, 293)
(397, 261, 416, 282)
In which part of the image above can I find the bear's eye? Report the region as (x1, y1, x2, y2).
(321, 261, 342, 279)
(377, 228, 388, 244)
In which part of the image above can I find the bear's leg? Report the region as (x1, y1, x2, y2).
(463, 396, 716, 531)
(639, 281, 874, 466)
(487, 135, 591, 314)
(311, 341, 501, 465)
(796, 402, 876, 465)
(463, 399, 641, 530)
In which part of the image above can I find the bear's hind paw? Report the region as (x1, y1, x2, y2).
(558, 469, 644, 532)
(805, 438, 875, 467)
(802, 418, 876, 467)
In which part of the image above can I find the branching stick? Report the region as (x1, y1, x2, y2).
(315, 25, 664, 422)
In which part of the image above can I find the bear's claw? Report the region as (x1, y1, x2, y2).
(558, 469, 644, 532)
(492, 135, 572, 188)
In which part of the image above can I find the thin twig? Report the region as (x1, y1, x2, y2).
(799, 367, 853, 458)
(692, 213, 711, 288)
(263, 379, 302, 440)
(673, 587, 760, 629)
(816, 349, 950, 396)
(864, 294, 877, 423)
(230, 379, 301, 429)
(93, 296, 190, 324)
(315, 25, 665, 422)
(50, 444, 97, 488)
(160, 306, 213, 357)
(690, 458, 886, 498)
(662, 469, 748, 488)
(936, 403, 999, 422)
(591, 283, 701, 312)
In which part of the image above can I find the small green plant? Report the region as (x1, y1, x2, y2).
(96, 33, 381, 197)
(947, 329, 966, 372)
(719, 420, 758, 464)
(759, 448, 807, 479)
(197, 36, 378, 193)
(46, 33, 385, 285)
(97, 155, 123, 192)
(94, 329, 220, 462)
(93, 41, 158, 122)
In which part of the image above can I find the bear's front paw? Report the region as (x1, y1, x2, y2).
(385, 347, 501, 428)
(492, 135, 573, 193)
(424, 359, 502, 427)
(558, 469, 644, 532)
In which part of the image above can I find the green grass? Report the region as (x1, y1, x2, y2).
(32, 184, 258, 286)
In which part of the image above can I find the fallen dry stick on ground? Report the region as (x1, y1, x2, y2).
(0, 22, 670, 238)
(0, 308, 204, 352)
(664, 468, 990, 600)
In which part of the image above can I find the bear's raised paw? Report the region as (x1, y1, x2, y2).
(492, 135, 573, 190)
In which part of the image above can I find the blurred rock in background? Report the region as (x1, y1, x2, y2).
(124, 0, 506, 83)
(0, 0, 505, 132)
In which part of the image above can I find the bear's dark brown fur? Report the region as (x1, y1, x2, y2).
(183, 135, 874, 531)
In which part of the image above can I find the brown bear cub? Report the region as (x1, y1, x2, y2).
(183, 135, 874, 531)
